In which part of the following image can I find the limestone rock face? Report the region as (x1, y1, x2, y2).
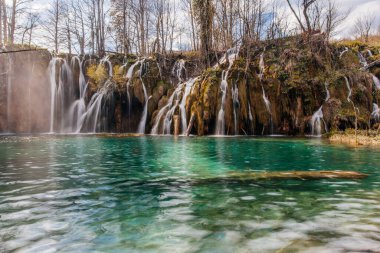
(1, 37, 380, 135)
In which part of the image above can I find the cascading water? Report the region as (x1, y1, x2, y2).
(151, 78, 196, 135)
(179, 79, 195, 135)
(48, 55, 114, 134)
(67, 56, 88, 133)
(6, 54, 13, 132)
(310, 82, 330, 137)
(27, 58, 35, 133)
(258, 53, 273, 134)
(137, 60, 150, 134)
(358, 52, 368, 67)
(262, 86, 271, 114)
(100, 55, 113, 77)
(49, 57, 60, 133)
(325, 82, 330, 101)
(248, 102, 254, 134)
(215, 46, 240, 135)
(344, 76, 352, 102)
(339, 47, 348, 58)
(172, 59, 187, 82)
(78, 80, 114, 133)
(215, 70, 229, 135)
(372, 74, 380, 90)
(371, 103, 380, 121)
(231, 83, 239, 135)
(311, 107, 324, 136)
(367, 49, 373, 57)
(125, 60, 143, 118)
(48, 57, 76, 133)
(259, 53, 265, 80)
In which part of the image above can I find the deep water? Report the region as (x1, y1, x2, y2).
(0, 136, 380, 252)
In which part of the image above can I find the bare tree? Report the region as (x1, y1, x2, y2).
(0, 0, 2, 46)
(353, 13, 376, 42)
(286, 0, 317, 34)
(44, 0, 61, 53)
(21, 12, 39, 46)
(71, 0, 87, 55)
(7, 0, 32, 44)
(181, 0, 198, 51)
(193, 0, 214, 66)
(2, 0, 7, 45)
(324, 0, 350, 39)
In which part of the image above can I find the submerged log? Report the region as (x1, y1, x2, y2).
(221, 171, 368, 180)
(96, 133, 144, 138)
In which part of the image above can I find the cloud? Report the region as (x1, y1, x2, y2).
(338, 0, 380, 38)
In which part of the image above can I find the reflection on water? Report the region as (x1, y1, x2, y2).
(0, 136, 380, 252)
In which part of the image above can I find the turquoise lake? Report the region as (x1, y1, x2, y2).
(0, 136, 380, 252)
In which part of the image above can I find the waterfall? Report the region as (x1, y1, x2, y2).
(371, 103, 380, 122)
(248, 102, 254, 134)
(151, 78, 196, 135)
(259, 53, 265, 80)
(48, 57, 76, 133)
(344, 76, 352, 102)
(231, 83, 239, 135)
(172, 59, 186, 82)
(137, 60, 150, 134)
(325, 82, 330, 101)
(125, 60, 142, 118)
(27, 56, 35, 133)
(179, 79, 195, 135)
(49, 57, 60, 133)
(215, 46, 240, 135)
(48, 55, 114, 134)
(153, 89, 179, 135)
(310, 107, 324, 136)
(310, 82, 330, 137)
(358, 52, 368, 67)
(262, 85, 273, 134)
(79, 79, 114, 133)
(258, 52, 273, 134)
(215, 70, 229, 135)
(262, 86, 271, 113)
(6, 54, 13, 132)
(67, 56, 88, 133)
(372, 74, 380, 90)
(339, 47, 348, 58)
(248, 103, 253, 121)
(100, 55, 113, 77)
(367, 49, 373, 57)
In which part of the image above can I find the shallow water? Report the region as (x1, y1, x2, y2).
(0, 136, 380, 252)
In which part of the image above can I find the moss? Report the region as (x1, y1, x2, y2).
(112, 65, 127, 89)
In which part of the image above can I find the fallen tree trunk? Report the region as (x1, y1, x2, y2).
(214, 171, 368, 181)
(360, 60, 380, 70)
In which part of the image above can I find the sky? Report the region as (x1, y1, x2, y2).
(5, 0, 380, 50)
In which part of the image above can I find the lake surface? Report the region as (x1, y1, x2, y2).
(0, 136, 380, 252)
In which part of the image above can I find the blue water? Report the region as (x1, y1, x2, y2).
(0, 136, 380, 252)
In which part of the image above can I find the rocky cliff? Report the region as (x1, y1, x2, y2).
(1, 36, 379, 136)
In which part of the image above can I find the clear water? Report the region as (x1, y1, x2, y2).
(1, 136, 380, 253)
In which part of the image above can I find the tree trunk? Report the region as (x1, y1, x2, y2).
(189, 1, 197, 51)
(139, 0, 146, 55)
(9, 0, 16, 44)
(2, 0, 7, 45)
(0, 0, 2, 47)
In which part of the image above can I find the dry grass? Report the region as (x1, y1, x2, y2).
(335, 35, 380, 48)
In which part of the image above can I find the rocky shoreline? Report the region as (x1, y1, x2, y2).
(329, 130, 380, 146)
